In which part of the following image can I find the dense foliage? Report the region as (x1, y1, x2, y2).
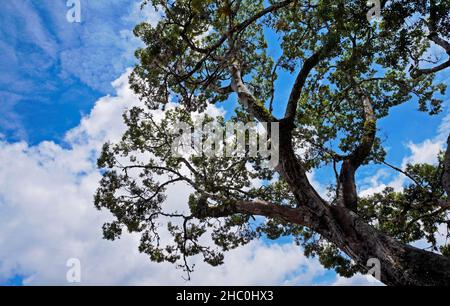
(95, 0, 450, 282)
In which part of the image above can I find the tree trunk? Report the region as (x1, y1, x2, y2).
(216, 198, 450, 286)
(327, 206, 450, 286)
(273, 122, 450, 286)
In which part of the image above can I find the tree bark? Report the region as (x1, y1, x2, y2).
(237, 201, 450, 286)
(224, 28, 450, 285)
(272, 124, 450, 286)
(220, 80, 450, 286)
(200, 196, 450, 285)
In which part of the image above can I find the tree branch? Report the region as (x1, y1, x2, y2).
(411, 3, 450, 78)
(382, 160, 426, 190)
(194, 198, 318, 230)
(230, 62, 276, 122)
(350, 97, 376, 167)
(411, 58, 450, 78)
(338, 95, 376, 212)
(284, 37, 338, 124)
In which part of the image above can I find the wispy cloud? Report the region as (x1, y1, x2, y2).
(0, 0, 158, 141)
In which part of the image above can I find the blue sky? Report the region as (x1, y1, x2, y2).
(0, 0, 449, 286)
(0, 0, 149, 144)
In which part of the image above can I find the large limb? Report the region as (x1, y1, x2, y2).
(194, 196, 450, 286)
(274, 111, 449, 286)
(229, 62, 276, 123)
(275, 34, 342, 209)
(284, 36, 339, 125)
(337, 93, 376, 212)
(284, 50, 329, 123)
(278, 33, 341, 209)
(229, 62, 331, 211)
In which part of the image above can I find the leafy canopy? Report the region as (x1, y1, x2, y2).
(96, 0, 450, 278)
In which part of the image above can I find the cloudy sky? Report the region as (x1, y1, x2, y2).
(0, 0, 449, 286)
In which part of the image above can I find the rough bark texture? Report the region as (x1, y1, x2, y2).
(275, 124, 450, 286)
(201, 196, 450, 285)
(236, 202, 450, 286)
(225, 58, 450, 285)
(159, 0, 450, 286)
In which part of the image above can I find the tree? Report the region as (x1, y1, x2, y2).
(95, 0, 450, 286)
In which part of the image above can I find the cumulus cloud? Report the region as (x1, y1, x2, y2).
(402, 139, 445, 167)
(0, 71, 346, 286)
(332, 274, 383, 286)
(359, 169, 405, 197)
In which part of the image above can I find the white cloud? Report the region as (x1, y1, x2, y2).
(403, 107, 450, 167)
(0, 70, 339, 286)
(402, 139, 444, 167)
(332, 274, 383, 286)
(359, 169, 405, 197)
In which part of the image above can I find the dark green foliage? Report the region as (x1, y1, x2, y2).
(359, 157, 449, 251)
(95, 0, 450, 279)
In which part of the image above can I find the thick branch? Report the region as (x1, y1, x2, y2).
(194, 196, 450, 286)
(338, 96, 376, 211)
(349, 97, 376, 167)
(412, 58, 450, 78)
(195, 199, 318, 230)
(284, 37, 338, 124)
(230, 62, 276, 122)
